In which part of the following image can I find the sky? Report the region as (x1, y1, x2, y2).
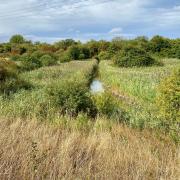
(0, 0, 180, 43)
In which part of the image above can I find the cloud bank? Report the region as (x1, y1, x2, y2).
(0, 0, 180, 42)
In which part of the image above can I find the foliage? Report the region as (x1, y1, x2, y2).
(46, 79, 97, 117)
(58, 51, 72, 62)
(156, 68, 180, 126)
(20, 54, 42, 71)
(0, 59, 31, 94)
(113, 46, 158, 67)
(93, 91, 128, 121)
(98, 51, 111, 60)
(10, 34, 25, 44)
(93, 92, 117, 117)
(54, 39, 77, 50)
(99, 59, 180, 131)
(68, 45, 81, 60)
(87, 40, 100, 57)
(79, 46, 90, 59)
(31, 50, 45, 59)
(40, 54, 57, 66)
(10, 54, 21, 61)
(150, 35, 171, 55)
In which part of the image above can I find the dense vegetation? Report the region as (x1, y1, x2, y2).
(113, 46, 158, 67)
(0, 34, 179, 179)
(0, 34, 180, 69)
(99, 59, 180, 141)
(0, 34, 179, 139)
(157, 68, 180, 129)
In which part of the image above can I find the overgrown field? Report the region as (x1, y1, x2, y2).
(0, 118, 178, 180)
(0, 60, 98, 119)
(100, 59, 180, 104)
(0, 34, 180, 179)
(99, 59, 180, 137)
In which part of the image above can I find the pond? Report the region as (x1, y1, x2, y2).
(90, 79, 104, 93)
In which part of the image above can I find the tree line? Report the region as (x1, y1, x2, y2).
(0, 34, 180, 69)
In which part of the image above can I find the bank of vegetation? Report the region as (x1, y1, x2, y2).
(0, 34, 179, 179)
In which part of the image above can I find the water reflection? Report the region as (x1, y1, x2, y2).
(90, 80, 104, 93)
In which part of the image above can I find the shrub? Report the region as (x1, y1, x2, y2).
(98, 51, 111, 60)
(46, 80, 97, 117)
(31, 51, 45, 59)
(20, 54, 42, 71)
(0, 64, 10, 81)
(79, 46, 90, 59)
(79, 53, 85, 60)
(10, 54, 21, 61)
(10, 34, 25, 44)
(93, 92, 115, 117)
(0, 61, 31, 94)
(40, 54, 57, 67)
(113, 46, 158, 67)
(150, 35, 171, 53)
(156, 68, 180, 126)
(58, 51, 72, 63)
(0, 58, 18, 71)
(75, 113, 93, 131)
(68, 46, 80, 60)
(93, 91, 128, 121)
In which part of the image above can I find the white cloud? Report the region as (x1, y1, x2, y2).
(0, 0, 180, 42)
(109, 27, 123, 34)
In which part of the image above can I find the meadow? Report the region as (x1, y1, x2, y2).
(99, 59, 180, 131)
(100, 58, 180, 104)
(0, 35, 179, 179)
(0, 60, 98, 119)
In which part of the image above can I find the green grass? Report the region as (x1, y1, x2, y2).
(100, 58, 180, 103)
(0, 60, 97, 119)
(21, 60, 96, 87)
(99, 58, 180, 129)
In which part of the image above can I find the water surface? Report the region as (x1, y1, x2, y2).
(90, 80, 104, 93)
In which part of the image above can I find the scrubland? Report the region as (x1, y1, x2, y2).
(0, 35, 180, 179)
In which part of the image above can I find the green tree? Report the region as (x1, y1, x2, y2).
(54, 39, 77, 50)
(113, 46, 158, 67)
(150, 35, 171, 53)
(10, 34, 25, 44)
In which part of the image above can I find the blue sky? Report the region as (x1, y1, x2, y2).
(0, 0, 180, 43)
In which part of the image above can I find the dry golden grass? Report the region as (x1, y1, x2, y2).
(0, 118, 179, 180)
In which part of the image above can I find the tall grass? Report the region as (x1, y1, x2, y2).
(0, 60, 98, 119)
(99, 59, 180, 129)
(100, 59, 180, 103)
(0, 118, 178, 180)
(0, 58, 179, 179)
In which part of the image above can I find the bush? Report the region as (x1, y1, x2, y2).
(20, 54, 42, 71)
(98, 51, 111, 60)
(156, 68, 180, 142)
(10, 34, 25, 44)
(79, 46, 90, 59)
(58, 51, 72, 63)
(40, 54, 57, 67)
(93, 92, 115, 117)
(113, 46, 158, 67)
(156, 68, 180, 126)
(68, 46, 80, 60)
(31, 51, 45, 59)
(46, 80, 97, 117)
(0, 61, 31, 94)
(10, 54, 21, 61)
(0, 64, 11, 81)
(150, 35, 171, 53)
(93, 92, 128, 121)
